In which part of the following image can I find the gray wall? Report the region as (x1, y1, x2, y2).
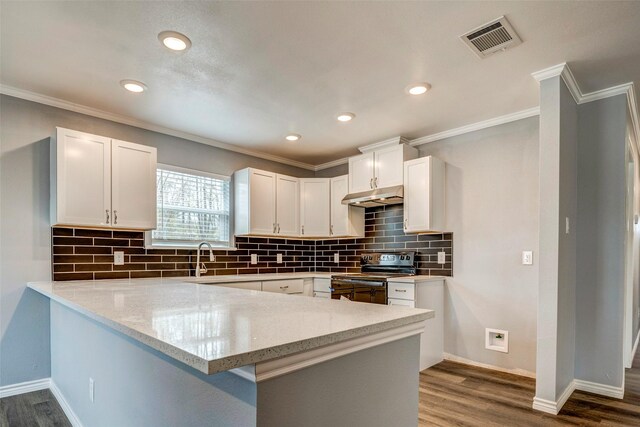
(418, 117, 540, 374)
(0, 94, 314, 387)
(575, 94, 628, 387)
(535, 76, 577, 402)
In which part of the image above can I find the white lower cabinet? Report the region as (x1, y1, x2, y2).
(262, 279, 304, 294)
(388, 279, 444, 371)
(313, 278, 331, 299)
(313, 292, 331, 299)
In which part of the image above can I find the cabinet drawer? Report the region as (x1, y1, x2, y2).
(387, 282, 415, 301)
(313, 291, 331, 299)
(388, 298, 415, 308)
(214, 281, 262, 291)
(262, 279, 304, 294)
(313, 278, 331, 293)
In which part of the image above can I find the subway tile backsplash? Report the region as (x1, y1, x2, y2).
(51, 205, 452, 281)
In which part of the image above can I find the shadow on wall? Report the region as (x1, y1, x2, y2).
(0, 289, 51, 385)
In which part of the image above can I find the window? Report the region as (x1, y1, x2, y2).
(151, 164, 231, 248)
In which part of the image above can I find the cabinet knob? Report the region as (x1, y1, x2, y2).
(105, 209, 110, 224)
(113, 210, 118, 225)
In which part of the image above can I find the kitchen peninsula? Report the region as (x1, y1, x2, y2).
(28, 277, 433, 427)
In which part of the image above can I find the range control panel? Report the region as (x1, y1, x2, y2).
(360, 252, 415, 266)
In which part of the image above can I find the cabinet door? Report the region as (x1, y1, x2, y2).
(300, 178, 330, 237)
(54, 128, 111, 227)
(262, 279, 304, 294)
(276, 174, 299, 236)
(330, 175, 349, 236)
(404, 157, 431, 232)
(348, 152, 375, 193)
(111, 140, 157, 230)
(214, 281, 262, 291)
(374, 145, 404, 188)
(249, 169, 277, 235)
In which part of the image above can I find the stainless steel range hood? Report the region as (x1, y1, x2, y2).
(341, 185, 404, 207)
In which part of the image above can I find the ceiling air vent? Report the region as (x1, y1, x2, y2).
(460, 16, 521, 58)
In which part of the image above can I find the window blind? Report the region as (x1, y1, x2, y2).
(152, 167, 230, 247)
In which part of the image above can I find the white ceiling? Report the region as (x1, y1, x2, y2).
(2, 1, 640, 165)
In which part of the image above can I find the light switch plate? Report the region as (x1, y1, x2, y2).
(565, 217, 570, 234)
(277, 253, 283, 264)
(437, 251, 446, 265)
(251, 254, 258, 265)
(114, 251, 124, 266)
(522, 251, 533, 265)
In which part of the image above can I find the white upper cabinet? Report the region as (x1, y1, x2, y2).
(299, 178, 330, 237)
(403, 156, 446, 233)
(348, 153, 375, 193)
(276, 174, 300, 236)
(51, 128, 157, 230)
(234, 168, 299, 236)
(348, 140, 418, 193)
(330, 175, 364, 237)
(111, 140, 157, 229)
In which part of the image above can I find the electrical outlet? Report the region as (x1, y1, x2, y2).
(114, 251, 125, 266)
(522, 251, 533, 265)
(334, 253, 340, 264)
(437, 251, 446, 265)
(89, 378, 95, 403)
(276, 253, 283, 264)
(251, 254, 257, 265)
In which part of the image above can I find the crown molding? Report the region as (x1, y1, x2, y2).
(409, 107, 540, 147)
(358, 136, 410, 153)
(313, 157, 349, 171)
(531, 62, 640, 152)
(0, 84, 317, 171)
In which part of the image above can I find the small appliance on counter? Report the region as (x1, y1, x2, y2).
(330, 252, 416, 304)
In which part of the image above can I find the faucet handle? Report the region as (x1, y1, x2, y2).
(200, 262, 208, 275)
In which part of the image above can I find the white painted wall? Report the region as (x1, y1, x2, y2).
(0, 94, 314, 387)
(418, 117, 540, 375)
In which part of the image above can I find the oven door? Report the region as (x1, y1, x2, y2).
(330, 279, 355, 301)
(353, 282, 387, 304)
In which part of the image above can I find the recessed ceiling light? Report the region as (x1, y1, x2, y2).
(120, 79, 147, 93)
(406, 83, 431, 95)
(285, 134, 301, 141)
(158, 31, 192, 51)
(336, 112, 355, 122)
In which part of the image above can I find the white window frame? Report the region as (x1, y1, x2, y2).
(145, 164, 236, 250)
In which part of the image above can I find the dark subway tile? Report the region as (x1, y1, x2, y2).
(75, 246, 112, 255)
(53, 255, 93, 264)
(114, 263, 145, 271)
(53, 236, 93, 246)
(75, 263, 112, 272)
(113, 230, 144, 239)
(95, 271, 130, 280)
(75, 229, 112, 238)
(131, 255, 162, 263)
(93, 238, 130, 247)
(52, 246, 74, 255)
(52, 228, 74, 236)
(53, 272, 94, 281)
(53, 264, 74, 273)
(162, 270, 190, 278)
(131, 271, 162, 279)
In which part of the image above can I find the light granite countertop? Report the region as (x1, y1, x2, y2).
(28, 277, 433, 375)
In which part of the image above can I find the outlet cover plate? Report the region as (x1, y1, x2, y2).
(437, 251, 446, 265)
(251, 254, 258, 265)
(276, 253, 283, 264)
(522, 251, 533, 265)
(114, 251, 125, 266)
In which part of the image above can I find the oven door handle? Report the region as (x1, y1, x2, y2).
(332, 279, 386, 287)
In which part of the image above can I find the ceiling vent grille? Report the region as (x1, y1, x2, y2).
(461, 16, 521, 58)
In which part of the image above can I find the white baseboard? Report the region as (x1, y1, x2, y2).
(443, 352, 536, 378)
(50, 380, 83, 427)
(574, 379, 624, 399)
(0, 378, 51, 398)
(532, 380, 575, 415)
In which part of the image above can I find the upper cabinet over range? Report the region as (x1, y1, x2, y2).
(348, 137, 418, 193)
(51, 127, 157, 230)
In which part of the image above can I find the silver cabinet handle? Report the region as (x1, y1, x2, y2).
(395, 289, 407, 293)
(301, 225, 305, 235)
(277, 223, 281, 233)
(113, 210, 118, 225)
(105, 209, 110, 224)
(374, 177, 378, 188)
(330, 224, 333, 235)
(404, 218, 408, 229)
(279, 285, 289, 290)
(273, 223, 276, 233)
(369, 178, 373, 189)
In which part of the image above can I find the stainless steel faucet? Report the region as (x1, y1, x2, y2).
(195, 242, 215, 277)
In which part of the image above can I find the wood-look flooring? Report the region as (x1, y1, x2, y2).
(419, 349, 640, 426)
(0, 389, 70, 427)
(2, 350, 639, 426)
